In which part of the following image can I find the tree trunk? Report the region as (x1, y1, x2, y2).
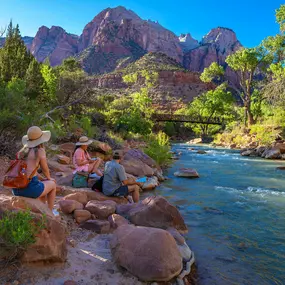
(245, 102, 255, 126)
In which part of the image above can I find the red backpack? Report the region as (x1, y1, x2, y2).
(3, 153, 38, 189)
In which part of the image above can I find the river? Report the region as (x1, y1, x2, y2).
(153, 144, 285, 285)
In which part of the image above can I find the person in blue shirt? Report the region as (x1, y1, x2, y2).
(103, 151, 141, 202)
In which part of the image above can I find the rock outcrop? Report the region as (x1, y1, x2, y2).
(116, 196, 188, 233)
(183, 27, 242, 86)
(0, 194, 67, 263)
(174, 168, 199, 178)
(77, 6, 183, 74)
(110, 224, 183, 282)
(30, 26, 78, 66)
(179, 33, 199, 52)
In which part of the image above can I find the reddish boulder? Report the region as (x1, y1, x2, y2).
(174, 168, 199, 178)
(57, 154, 71, 165)
(74, 209, 92, 224)
(86, 190, 127, 204)
(21, 212, 67, 263)
(59, 200, 84, 214)
(123, 149, 156, 168)
(129, 196, 188, 233)
(121, 159, 154, 177)
(0, 195, 54, 218)
(80, 220, 111, 234)
(85, 200, 116, 219)
(110, 224, 182, 281)
(108, 214, 129, 229)
(89, 140, 112, 154)
(63, 192, 88, 205)
(274, 143, 285, 154)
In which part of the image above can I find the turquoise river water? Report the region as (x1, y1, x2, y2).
(153, 144, 285, 285)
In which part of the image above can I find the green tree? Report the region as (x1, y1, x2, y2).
(41, 60, 58, 105)
(176, 84, 234, 136)
(0, 21, 32, 82)
(25, 58, 44, 99)
(276, 4, 285, 32)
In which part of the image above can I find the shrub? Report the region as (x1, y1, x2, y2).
(250, 124, 280, 146)
(144, 131, 172, 166)
(0, 210, 46, 257)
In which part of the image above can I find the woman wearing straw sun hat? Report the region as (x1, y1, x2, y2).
(73, 136, 103, 177)
(12, 126, 57, 210)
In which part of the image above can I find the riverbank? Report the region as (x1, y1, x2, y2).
(0, 142, 196, 285)
(155, 143, 285, 285)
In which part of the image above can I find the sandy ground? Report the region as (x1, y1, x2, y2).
(18, 228, 144, 285)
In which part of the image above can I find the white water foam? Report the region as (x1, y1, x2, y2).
(215, 186, 285, 198)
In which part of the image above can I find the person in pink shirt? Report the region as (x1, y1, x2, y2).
(73, 136, 103, 177)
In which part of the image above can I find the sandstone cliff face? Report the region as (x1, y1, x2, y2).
(0, 7, 243, 88)
(183, 27, 242, 85)
(88, 69, 214, 107)
(30, 26, 78, 66)
(77, 6, 183, 73)
(179, 33, 199, 52)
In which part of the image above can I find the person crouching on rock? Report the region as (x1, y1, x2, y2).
(73, 136, 103, 177)
(102, 151, 141, 202)
(12, 126, 56, 210)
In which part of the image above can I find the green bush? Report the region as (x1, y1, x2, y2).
(144, 131, 172, 166)
(0, 210, 46, 251)
(250, 124, 280, 146)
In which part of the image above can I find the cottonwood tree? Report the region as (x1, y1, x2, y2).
(201, 47, 272, 126)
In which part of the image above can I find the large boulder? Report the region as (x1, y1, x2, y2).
(110, 224, 182, 282)
(89, 140, 112, 154)
(58, 187, 128, 204)
(121, 159, 154, 177)
(86, 191, 128, 204)
(58, 142, 75, 161)
(123, 149, 156, 168)
(262, 148, 282, 159)
(80, 219, 111, 234)
(57, 154, 71, 165)
(274, 143, 285, 154)
(73, 209, 91, 224)
(85, 200, 116, 219)
(21, 212, 67, 263)
(59, 199, 84, 214)
(63, 192, 88, 205)
(48, 160, 73, 174)
(0, 195, 53, 218)
(108, 214, 129, 229)
(128, 196, 188, 233)
(174, 168, 199, 178)
(0, 194, 67, 263)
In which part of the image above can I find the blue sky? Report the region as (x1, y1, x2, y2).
(0, 0, 283, 46)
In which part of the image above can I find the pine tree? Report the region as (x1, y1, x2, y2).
(25, 58, 44, 99)
(0, 21, 32, 82)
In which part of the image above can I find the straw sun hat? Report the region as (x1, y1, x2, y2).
(22, 126, 51, 148)
(76, 136, 93, 146)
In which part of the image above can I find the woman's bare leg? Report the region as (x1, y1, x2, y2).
(88, 159, 103, 176)
(39, 181, 56, 210)
(38, 196, 46, 203)
(127, 185, 140, 203)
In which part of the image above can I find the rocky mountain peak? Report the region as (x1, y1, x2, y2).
(202, 27, 241, 53)
(179, 33, 199, 52)
(31, 25, 78, 66)
(103, 6, 141, 23)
